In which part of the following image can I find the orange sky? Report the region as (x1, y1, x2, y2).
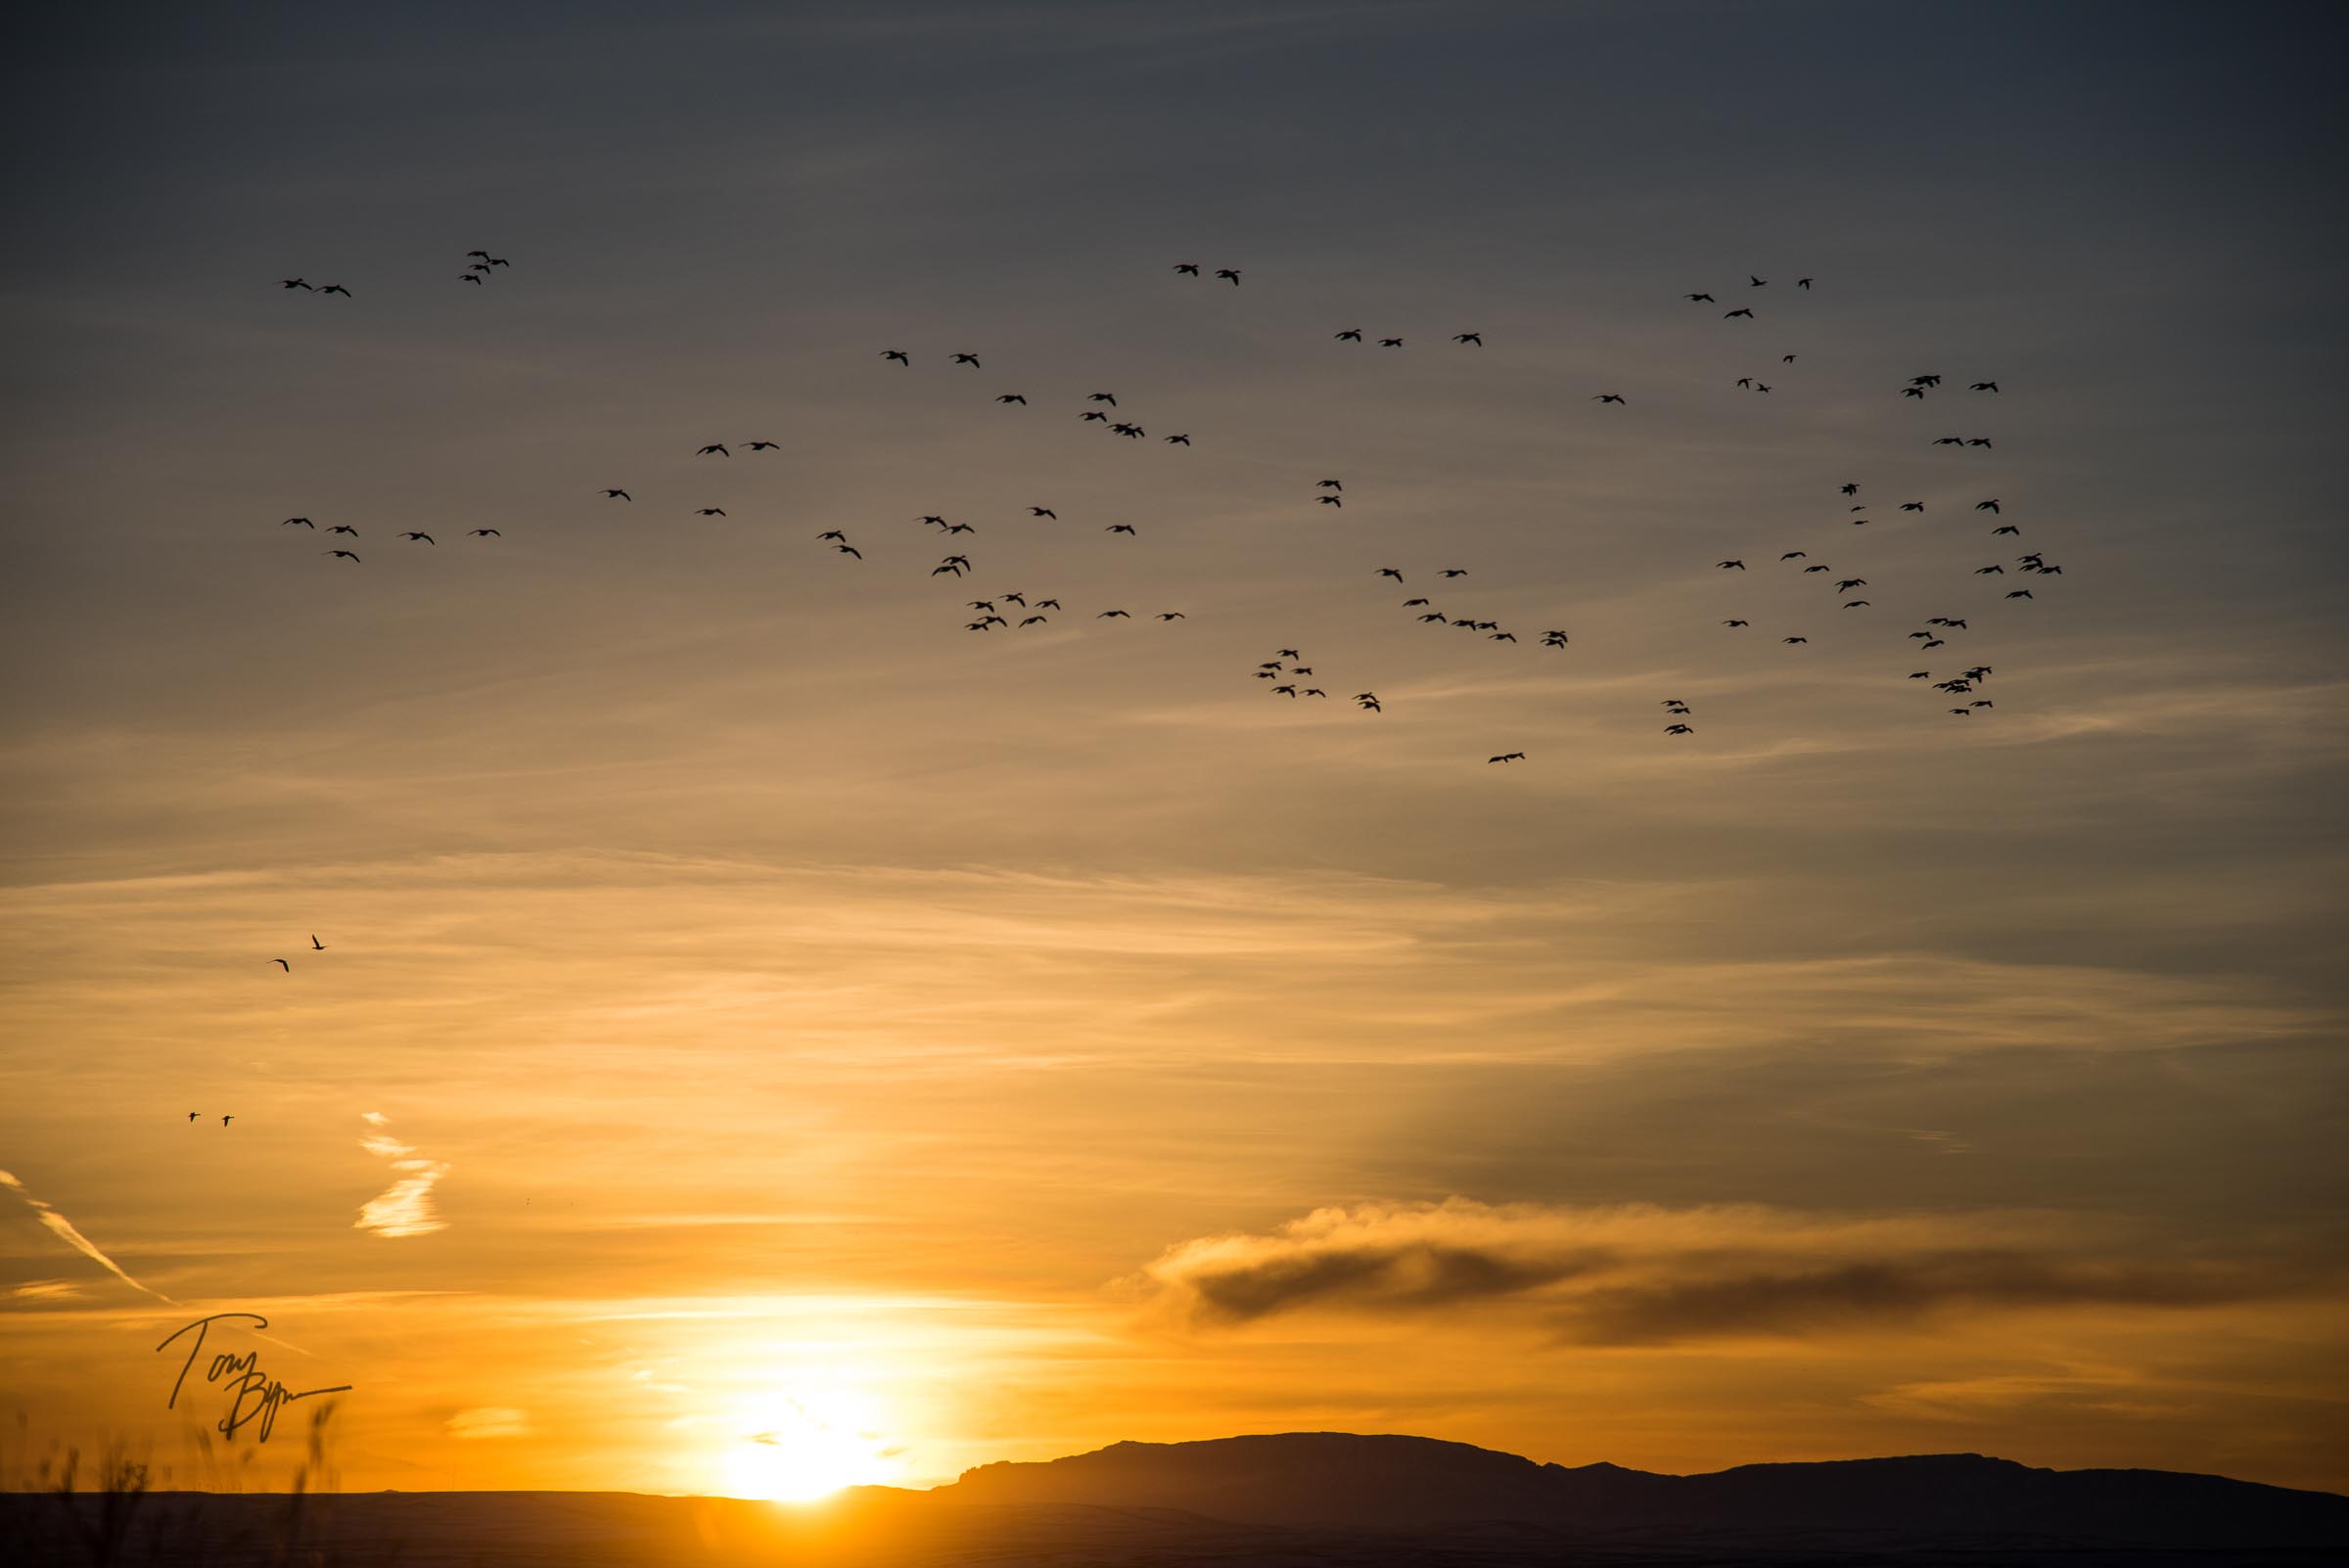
(4, 0, 2344, 1503)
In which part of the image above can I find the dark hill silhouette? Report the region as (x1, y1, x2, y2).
(942, 1432, 2349, 1548)
(9, 1434, 2343, 1564)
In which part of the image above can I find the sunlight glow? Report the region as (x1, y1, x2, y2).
(717, 1385, 898, 1502)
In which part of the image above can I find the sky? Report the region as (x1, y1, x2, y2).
(3, 0, 2345, 1503)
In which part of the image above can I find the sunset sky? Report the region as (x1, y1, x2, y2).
(4, 0, 2344, 1504)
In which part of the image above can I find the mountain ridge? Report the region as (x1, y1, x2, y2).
(938, 1431, 2349, 1545)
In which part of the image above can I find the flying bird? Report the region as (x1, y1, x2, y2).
(1453, 333, 1483, 346)
(1215, 268, 1241, 285)
(601, 489, 630, 499)
(746, 440, 779, 450)
(1174, 263, 1200, 275)
(400, 531, 435, 544)
(695, 508, 725, 517)
(882, 350, 909, 364)
(328, 526, 356, 535)
(1165, 434, 1190, 444)
(1335, 329, 1362, 341)
(698, 443, 729, 456)
(1722, 619, 1749, 626)
(1488, 753, 1526, 764)
(950, 353, 981, 367)
(325, 550, 359, 561)
(272, 959, 290, 971)
(1087, 393, 1118, 406)
(319, 285, 350, 297)
(1782, 636, 1808, 644)
(1684, 293, 1715, 301)
(310, 936, 325, 950)
(1592, 393, 1626, 403)
(1379, 337, 1404, 347)
(1717, 559, 1746, 570)
(1796, 277, 1813, 289)
(994, 394, 1027, 404)
(1724, 308, 1754, 318)
(1030, 507, 1056, 518)
(1157, 612, 1185, 621)
(280, 279, 312, 290)
(282, 517, 314, 528)
(468, 528, 500, 536)
(1970, 381, 2001, 392)
(1665, 723, 1693, 734)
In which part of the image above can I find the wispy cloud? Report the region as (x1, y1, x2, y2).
(354, 1114, 451, 1238)
(0, 1168, 174, 1303)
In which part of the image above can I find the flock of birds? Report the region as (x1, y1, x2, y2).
(270, 254, 2069, 761)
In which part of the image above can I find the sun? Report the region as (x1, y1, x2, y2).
(717, 1388, 897, 1502)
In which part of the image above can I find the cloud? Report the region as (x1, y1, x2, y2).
(0, 1168, 174, 1303)
(1136, 1199, 2323, 1344)
(445, 1407, 531, 1440)
(354, 1115, 450, 1238)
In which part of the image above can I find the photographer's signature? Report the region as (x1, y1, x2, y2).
(157, 1313, 351, 1443)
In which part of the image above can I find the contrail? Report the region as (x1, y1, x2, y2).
(0, 1168, 176, 1304)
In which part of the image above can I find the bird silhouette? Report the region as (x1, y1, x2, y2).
(469, 528, 500, 536)
(1215, 268, 1241, 285)
(695, 508, 726, 517)
(1489, 753, 1526, 763)
(1087, 392, 1118, 406)
(1165, 434, 1191, 444)
(1592, 393, 1626, 404)
(951, 352, 981, 367)
(1174, 263, 1200, 275)
(1336, 329, 1362, 341)
(272, 959, 290, 971)
(1665, 723, 1694, 734)
(319, 285, 350, 297)
(698, 443, 729, 456)
(746, 440, 779, 450)
(400, 531, 435, 544)
(1725, 308, 1754, 318)
(1970, 381, 2001, 392)
(882, 350, 909, 364)
(1030, 507, 1056, 519)
(1453, 332, 1483, 346)
(601, 489, 630, 500)
(1684, 293, 1715, 301)
(1796, 277, 1813, 289)
(1379, 337, 1404, 347)
(1717, 559, 1746, 570)
(222, 1116, 234, 1127)
(282, 517, 315, 529)
(325, 550, 360, 561)
(310, 936, 325, 950)
(994, 394, 1026, 404)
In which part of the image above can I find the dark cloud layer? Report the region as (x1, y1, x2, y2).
(1145, 1201, 2328, 1344)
